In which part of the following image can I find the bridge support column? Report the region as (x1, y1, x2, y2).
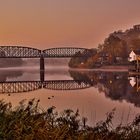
(40, 53, 45, 82)
(136, 57, 140, 72)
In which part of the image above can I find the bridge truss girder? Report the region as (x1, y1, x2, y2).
(43, 48, 89, 58)
(0, 46, 41, 58)
(0, 46, 89, 58)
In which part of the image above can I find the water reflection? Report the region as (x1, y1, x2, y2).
(0, 81, 42, 94)
(1, 68, 140, 108)
(0, 69, 23, 82)
(0, 80, 91, 94)
(69, 70, 140, 107)
(43, 80, 91, 90)
(0, 68, 40, 81)
(45, 67, 72, 80)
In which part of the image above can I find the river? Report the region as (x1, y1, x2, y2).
(0, 62, 140, 127)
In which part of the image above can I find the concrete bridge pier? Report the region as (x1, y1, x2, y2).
(40, 53, 45, 82)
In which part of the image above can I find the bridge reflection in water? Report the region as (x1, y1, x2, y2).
(1, 70, 140, 94)
(0, 81, 42, 93)
(1, 70, 140, 108)
(43, 80, 91, 90)
(0, 80, 92, 94)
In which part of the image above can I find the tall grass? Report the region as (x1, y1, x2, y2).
(0, 99, 140, 139)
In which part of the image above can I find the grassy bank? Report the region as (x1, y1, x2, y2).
(0, 99, 140, 140)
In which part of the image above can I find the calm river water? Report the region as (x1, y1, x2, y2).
(0, 61, 140, 127)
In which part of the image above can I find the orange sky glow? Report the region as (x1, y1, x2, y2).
(0, 0, 140, 49)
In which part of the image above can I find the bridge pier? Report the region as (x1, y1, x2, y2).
(40, 53, 45, 82)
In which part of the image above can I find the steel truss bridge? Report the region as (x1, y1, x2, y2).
(0, 46, 89, 58)
(0, 46, 91, 93)
(0, 46, 90, 82)
(0, 80, 92, 94)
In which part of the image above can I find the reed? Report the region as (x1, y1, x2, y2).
(0, 99, 140, 140)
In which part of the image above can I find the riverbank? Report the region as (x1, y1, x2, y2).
(69, 65, 130, 72)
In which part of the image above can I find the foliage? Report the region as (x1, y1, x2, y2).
(69, 25, 140, 68)
(0, 99, 140, 139)
(68, 49, 97, 68)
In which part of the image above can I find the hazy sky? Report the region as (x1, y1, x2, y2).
(0, 0, 140, 49)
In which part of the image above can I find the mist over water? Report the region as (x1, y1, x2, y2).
(0, 58, 140, 126)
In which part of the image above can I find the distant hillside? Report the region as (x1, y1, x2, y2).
(23, 58, 70, 66)
(45, 58, 70, 66)
(69, 24, 140, 68)
(0, 51, 23, 67)
(0, 58, 23, 67)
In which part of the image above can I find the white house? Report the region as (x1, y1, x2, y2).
(129, 50, 137, 62)
(133, 25, 140, 31)
(129, 77, 136, 87)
